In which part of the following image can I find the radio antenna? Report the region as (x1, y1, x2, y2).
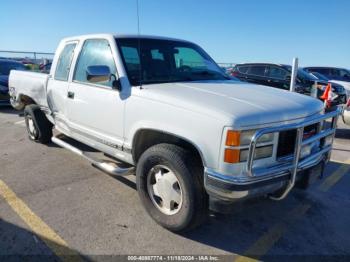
(136, 0, 143, 89)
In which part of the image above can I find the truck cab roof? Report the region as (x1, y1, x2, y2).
(60, 34, 193, 44)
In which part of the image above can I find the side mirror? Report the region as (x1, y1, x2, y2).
(112, 78, 122, 91)
(86, 65, 111, 83)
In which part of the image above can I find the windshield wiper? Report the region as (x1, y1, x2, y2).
(192, 70, 231, 80)
(192, 70, 216, 76)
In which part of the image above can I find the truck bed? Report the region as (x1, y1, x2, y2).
(9, 70, 50, 109)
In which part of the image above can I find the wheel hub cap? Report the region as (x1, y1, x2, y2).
(27, 116, 37, 138)
(147, 165, 183, 215)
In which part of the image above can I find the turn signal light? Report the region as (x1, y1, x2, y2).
(226, 131, 240, 146)
(224, 149, 240, 163)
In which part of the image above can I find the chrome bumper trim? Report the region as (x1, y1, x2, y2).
(205, 147, 327, 187)
(205, 107, 341, 201)
(247, 107, 340, 200)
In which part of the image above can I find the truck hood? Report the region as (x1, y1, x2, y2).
(140, 80, 324, 128)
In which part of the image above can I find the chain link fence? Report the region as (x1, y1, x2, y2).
(217, 63, 236, 69)
(0, 50, 54, 71)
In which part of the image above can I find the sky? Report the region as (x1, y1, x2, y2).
(0, 0, 349, 67)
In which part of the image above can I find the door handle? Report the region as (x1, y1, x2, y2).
(67, 91, 75, 99)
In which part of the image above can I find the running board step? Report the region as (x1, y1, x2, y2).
(51, 136, 134, 176)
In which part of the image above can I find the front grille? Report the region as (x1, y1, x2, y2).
(303, 123, 318, 138)
(277, 123, 318, 158)
(277, 129, 297, 158)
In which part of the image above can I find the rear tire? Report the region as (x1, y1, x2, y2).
(24, 104, 53, 144)
(136, 143, 208, 232)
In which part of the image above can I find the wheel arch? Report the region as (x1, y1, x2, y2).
(132, 128, 206, 168)
(11, 93, 37, 110)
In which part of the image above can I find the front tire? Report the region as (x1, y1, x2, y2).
(24, 104, 53, 144)
(136, 143, 208, 232)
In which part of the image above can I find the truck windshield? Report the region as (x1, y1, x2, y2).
(116, 38, 229, 86)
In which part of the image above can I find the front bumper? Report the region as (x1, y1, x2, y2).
(205, 107, 341, 202)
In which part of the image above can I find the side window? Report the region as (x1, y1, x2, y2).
(237, 65, 249, 74)
(267, 66, 287, 79)
(74, 39, 117, 87)
(339, 69, 349, 77)
(247, 65, 266, 76)
(316, 68, 330, 76)
(54, 43, 76, 81)
(330, 68, 340, 77)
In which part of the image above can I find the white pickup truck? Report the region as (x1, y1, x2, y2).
(9, 34, 340, 231)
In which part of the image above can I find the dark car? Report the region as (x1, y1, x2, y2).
(230, 63, 347, 105)
(304, 67, 350, 82)
(0, 59, 27, 105)
(309, 71, 330, 82)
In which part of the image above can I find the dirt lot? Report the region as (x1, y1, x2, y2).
(0, 106, 349, 261)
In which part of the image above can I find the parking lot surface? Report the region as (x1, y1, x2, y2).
(0, 106, 349, 261)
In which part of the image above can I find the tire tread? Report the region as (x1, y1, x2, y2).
(24, 104, 53, 144)
(136, 143, 208, 232)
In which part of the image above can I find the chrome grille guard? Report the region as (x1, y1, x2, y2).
(246, 107, 341, 200)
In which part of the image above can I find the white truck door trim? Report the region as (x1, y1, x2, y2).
(66, 38, 125, 148)
(47, 40, 79, 132)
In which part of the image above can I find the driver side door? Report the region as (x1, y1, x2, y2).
(66, 38, 125, 149)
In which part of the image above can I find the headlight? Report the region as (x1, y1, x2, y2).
(226, 130, 274, 146)
(224, 130, 274, 163)
(300, 145, 312, 159)
(323, 135, 333, 147)
(239, 145, 273, 162)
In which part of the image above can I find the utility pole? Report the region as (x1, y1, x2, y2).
(290, 57, 298, 92)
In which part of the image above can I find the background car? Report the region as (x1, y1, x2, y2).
(304, 67, 350, 82)
(309, 71, 350, 99)
(0, 59, 27, 105)
(230, 63, 347, 106)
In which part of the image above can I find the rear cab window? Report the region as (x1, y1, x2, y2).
(54, 43, 77, 81)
